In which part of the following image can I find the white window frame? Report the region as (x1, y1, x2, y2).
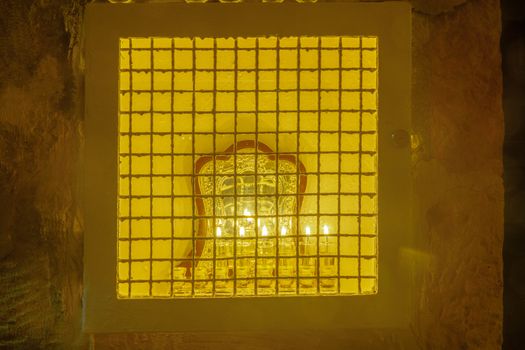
(84, 2, 412, 333)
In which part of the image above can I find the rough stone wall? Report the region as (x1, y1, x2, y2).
(0, 0, 502, 349)
(411, 1, 503, 349)
(0, 1, 86, 349)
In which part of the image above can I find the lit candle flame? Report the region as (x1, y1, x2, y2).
(281, 226, 287, 236)
(216, 227, 222, 237)
(305, 226, 311, 236)
(262, 225, 268, 236)
(323, 225, 329, 235)
(244, 208, 254, 223)
(239, 226, 245, 237)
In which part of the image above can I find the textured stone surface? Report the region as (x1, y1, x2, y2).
(0, 1, 86, 348)
(411, 0, 503, 349)
(0, 0, 503, 349)
(411, 0, 468, 15)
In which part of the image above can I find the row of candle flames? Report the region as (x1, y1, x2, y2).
(174, 209, 338, 295)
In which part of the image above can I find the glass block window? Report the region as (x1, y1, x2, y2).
(117, 36, 378, 298)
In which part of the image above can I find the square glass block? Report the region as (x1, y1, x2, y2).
(117, 35, 379, 298)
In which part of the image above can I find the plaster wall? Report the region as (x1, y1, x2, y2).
(0, 0, 503, 349)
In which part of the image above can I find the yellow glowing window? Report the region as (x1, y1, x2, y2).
(85, 2, 411, 332)
(117, 36, 378, 298)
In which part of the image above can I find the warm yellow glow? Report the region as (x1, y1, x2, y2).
(244, 209, 254, 223)
(118, 36, 378, 298)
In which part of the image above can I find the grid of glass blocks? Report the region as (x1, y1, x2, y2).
(118, 36, 378, 298)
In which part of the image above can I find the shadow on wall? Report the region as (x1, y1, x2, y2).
(502, 0, 525, 349)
